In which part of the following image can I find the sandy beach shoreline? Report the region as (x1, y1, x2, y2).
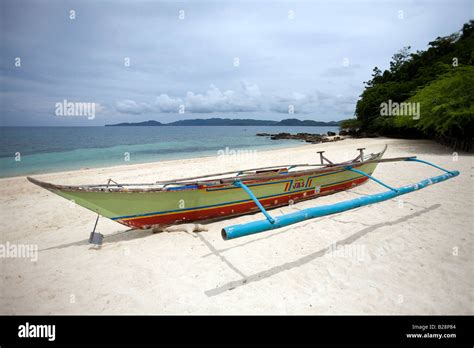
(1, 137, 472, 314)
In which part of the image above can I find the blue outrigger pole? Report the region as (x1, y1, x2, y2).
(221, 157, 459, 240)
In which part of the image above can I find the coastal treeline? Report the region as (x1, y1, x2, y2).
(342, 21, 474, 151)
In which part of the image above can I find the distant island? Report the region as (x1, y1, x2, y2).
(105, 118, 341, 127)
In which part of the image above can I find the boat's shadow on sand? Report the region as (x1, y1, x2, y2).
(40, 204, 441, 297)
(202, 203, 441, 297)
(39, 228, 159, 251)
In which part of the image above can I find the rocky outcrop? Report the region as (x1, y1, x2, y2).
(257, 132, 344, 144)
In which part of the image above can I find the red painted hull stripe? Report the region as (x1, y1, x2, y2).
(118, 176, 368, 228)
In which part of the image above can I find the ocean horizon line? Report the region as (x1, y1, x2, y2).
(0, 125, 341, 127)
(0, 125, 339, 178)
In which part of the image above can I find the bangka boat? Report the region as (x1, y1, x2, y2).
(27, 145, 459, 243)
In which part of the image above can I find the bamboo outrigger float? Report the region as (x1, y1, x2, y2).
(27, 145, 459, 244)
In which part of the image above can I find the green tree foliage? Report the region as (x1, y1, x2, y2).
(395, 66, 474, 138)
(354, 21, 474, 142)
(340, 118, 362, 129)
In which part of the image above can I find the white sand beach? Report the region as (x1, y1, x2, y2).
(0, 137, 472, 314)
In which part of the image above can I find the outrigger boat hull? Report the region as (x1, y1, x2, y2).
(27, 148, 385, 230)
(27, 145, 459, 242)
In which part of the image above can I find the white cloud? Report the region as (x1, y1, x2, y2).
(153, 94, 183, 112)
(115, 82, 358, 118)
(183, 83, 262, 113)
(115, 99, 150, 114)
(116, 82, 264, 114)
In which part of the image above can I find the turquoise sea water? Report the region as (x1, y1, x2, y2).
(0, 126, 339, 178)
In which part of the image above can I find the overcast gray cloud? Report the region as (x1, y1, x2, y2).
(115, 81, 357, 115)
(1, 0, 472, 126)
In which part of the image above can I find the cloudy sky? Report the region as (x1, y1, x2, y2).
(1, 0, 472, 126)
